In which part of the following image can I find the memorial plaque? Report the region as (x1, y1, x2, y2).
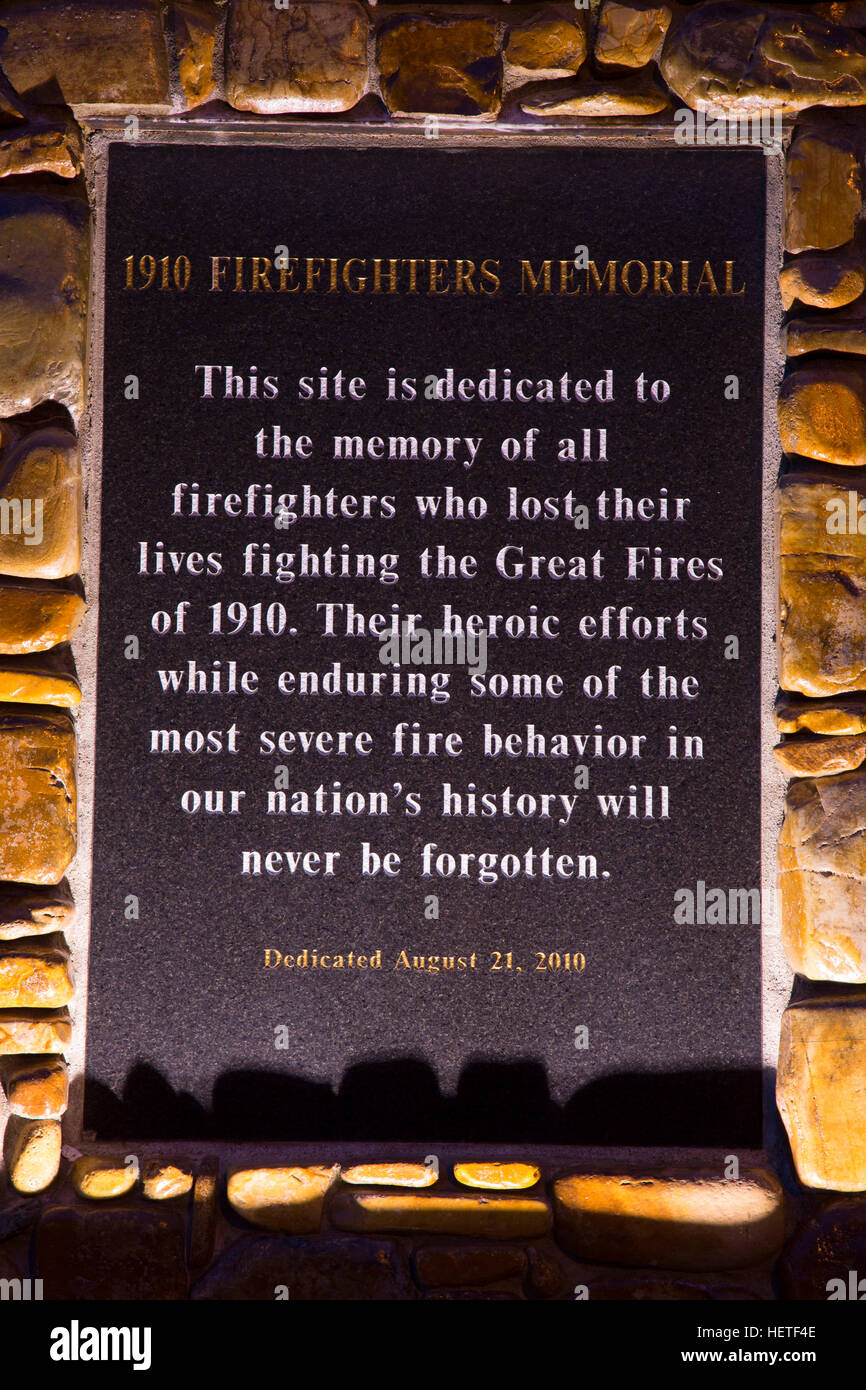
(85, 142, 766, 1144)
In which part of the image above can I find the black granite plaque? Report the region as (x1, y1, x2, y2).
(85, 142, 766, 1143)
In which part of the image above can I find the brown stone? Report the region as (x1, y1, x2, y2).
(0, 1252, 24, 1286)
(520, 70, 669, 116)
(2, 1056, 68, 1117)
(142, 1159, 193, 1201)
(0, 649, 81, 709)
(778, 1199, 866, 1299)
(453, 1161, 541, 1190)
(226, 0, 368, 113)
(0, 190, 88, 421)
(0, 113, 82, 180)
(553, 1169, 784, 1270)
(595, 2, 672, 68)
(779, 358, 866, 467)
(0, 582, 86, 657)
(330, 1189, 552, 1238)
(423, 1288, 521, 1300)
(661, 2, 866, 115)
(341, 1161, 436, 1187)
(783, 301, 866, 358)
(377, 14, 501, 118)
(777, 691, 866, 735)
(774, 733, 866, 778)
(5, 1117, 61, 1194)
(779, 469, 866, 697)
(778, 992, 866, 1189)
(780, 771, 866, 982)
(504, 5, 586, 79)
(0, 707, 75, 884)
(780, 250, 866, 312)
(786, 132, 862, 255)
(227, 1165, 338, 1233)
(0, 426, 81, 579)
(192, 1234, 414, 1300)
(413, 1243, 526, 1287)
(0, 879, 74, 941)
(174, 0, 219, 108)
(0, 1, 171, 110)
(0, 1010, 70, 1055)
(815, 3, 866, 26)
(0, 942, 71, 1008)
(586, 1276, 713, 1299)
(189, 1155, 219, 1268)
(35, 1206, 188, 1299)
(0, 1199, 44, 1242)
(527, 1246, 570, 1299)
(71, 1155, 138, 1200)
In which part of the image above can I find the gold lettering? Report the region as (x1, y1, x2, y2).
(520, 259, 551, 294)
(653, 260, 674, 295)
(621, 259, 649, 295)
(250, 257, 273, 292)
(695, 260, 719, 295)
(588, 260, 617, 294)
(724, 260, 746, 295)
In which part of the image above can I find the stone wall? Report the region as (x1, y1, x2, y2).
(0, 0, 865, 1299)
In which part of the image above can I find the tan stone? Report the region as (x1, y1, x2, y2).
(0, 706, 76, 884)
(227, 1165, 338, 1233)
(661, 2, 866, 115)
(453, 1161, 541, 1190)
(0, 190, 88, 421)
(330, 1189, 552, 1238)
(0, 1010, 70, 1055)
(71, 1155, 138, 1200)
(377, 14, 501, 117)
(504, 5, 586, 79)
(779, 771, 866, 982)
(0, 582, 86, 655)
(778, 359, 866, 467)
(189, 1155, 219, 1268)
(520, 71, 669, 116)
(5, 1117, 61, 1194)
(0, 879, 74, 940)
(0, 113, 82, 180)
(0, 426, 81, 579)
(774, 733, 866, 778)
(0, 0, 171, 110)
(3, 1056, 68, 1117)
(786, 132, 862, 255)
(174, 0, 219, 108)
(553, 1169, 784, 1270)
(341, 1162, 437, 1188)
(778, 993, 866, 1189)
(0, 649, 81, 709)
(595, 2, 672, 68)
(780, 253, 866, 312)
(142, 1160, 193, 1201)
(226, 0, 368, 113)
(776, 692, 866, 735)
(779, 470, 866, 697)
(783, 302, 866, 358)
(0, 942, 71, 1008)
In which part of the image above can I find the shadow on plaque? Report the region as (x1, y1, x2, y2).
(83, 1058, 762, 1147)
